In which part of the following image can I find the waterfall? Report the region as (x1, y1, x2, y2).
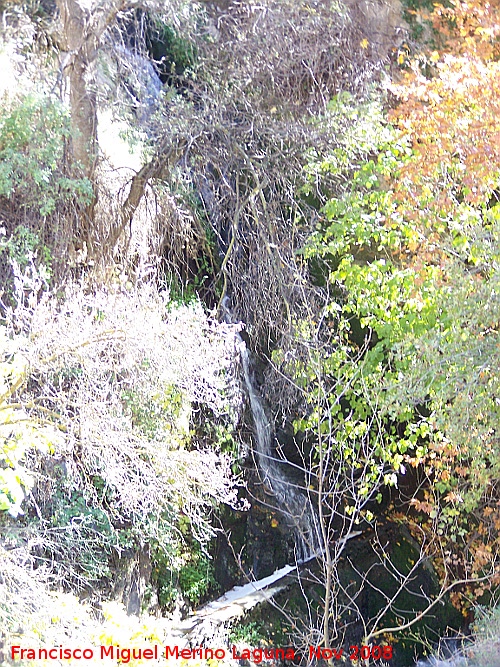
(111, 46, 163, 124)
(238, 337, 322, 563)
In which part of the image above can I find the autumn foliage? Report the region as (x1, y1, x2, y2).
(386, 0, 500, 613)
(390, 0, 500, 219)
(294, 0, 500, 636)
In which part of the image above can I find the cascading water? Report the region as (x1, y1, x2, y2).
(238, 336, 322, 563)
(113, 46, 163, 124)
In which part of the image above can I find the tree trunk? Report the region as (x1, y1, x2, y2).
(68, 58, 98, 177)
(56, 0, 101, 178)
(55, 0, 127, 256)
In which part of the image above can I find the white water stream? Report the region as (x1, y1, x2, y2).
(220, 297, 322, 562)
(169, 318, 323, 640)
(238, 339, 322, 563)
(171, 312, 443, 667)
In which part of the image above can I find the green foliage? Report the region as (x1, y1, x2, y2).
(162, 272, 200, 306)
(146, 17, 196, 85)
(386, 222, 500, 518)
(400, 0, 435, 41)
(151, 534, 217, 608)
(121, 383, 186, 441)
(153, 570, 177, 608)
(229, 620, 268, 645)
(300, 93, 396, 197)
(294, 92, 500, 522)
(292, 86, 500, 597)
(178, 550, 216, 604)
(1, 224, 53, 277)
(204, 422, 241, 474)
(295, 113, 440, 502)
(0, 327, 60, 517)
(45, 489, 119, 582)
(0, 94, 93, 216)
(159, 168, 220, 301)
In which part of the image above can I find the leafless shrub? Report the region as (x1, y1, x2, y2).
(0, 548, 106, 662)
(2, 268, 247, 590)
(132, 0, 404, 376)
(208, 0, 379, 111)
(0, 543, 178, 666)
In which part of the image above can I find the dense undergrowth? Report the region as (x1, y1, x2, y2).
(1, 0, 500, 665)
(0, 268, 246, 664)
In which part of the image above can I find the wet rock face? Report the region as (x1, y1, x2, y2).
(240, 341, 322, 563)
(335, 524, 464, 667)
(111, 546, 152, 615)
(245, 501, 293, 579)
(214, 478, 294, 590)
(214, 538, 239, 592)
